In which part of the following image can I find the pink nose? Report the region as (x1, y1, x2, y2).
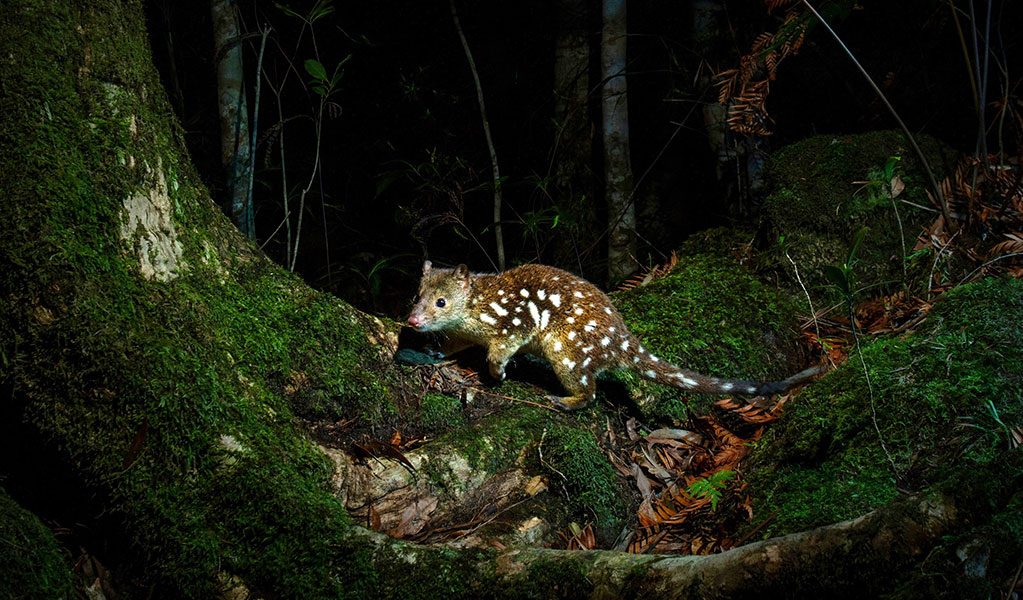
(408, 315, 421, 327)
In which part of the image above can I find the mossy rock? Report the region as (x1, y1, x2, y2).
(609, 253, 803, 418)
(761, 130, 958, 298)
(539, 424, 627, 537)
(743, 277, 1023, 597)
(0, 489, 73, 599)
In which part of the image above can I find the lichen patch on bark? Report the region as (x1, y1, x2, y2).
(120, 157, 185, 281)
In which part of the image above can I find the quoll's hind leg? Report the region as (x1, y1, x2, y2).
(548, 364, 598, 411)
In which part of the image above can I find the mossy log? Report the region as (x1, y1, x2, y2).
(0, 1, 1013, 598)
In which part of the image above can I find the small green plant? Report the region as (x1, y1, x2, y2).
(687, 470, 735, 511)
(823, 226, 868, 303)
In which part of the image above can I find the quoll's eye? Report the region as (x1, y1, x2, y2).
(435, 298, 446, 308)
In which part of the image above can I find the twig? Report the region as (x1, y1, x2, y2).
(927, 230, 960, 301)
(801, 0, 952, 227)
(734, 509, 780, 548)
(784, 249, 833, 368)
(244, 25, 269, 240)
(848, 302, 899, 479)
(449, 0, 505, 271)
(469, 387, 561, 413)
(1006, 557, 1023, 600)
(957, 251, 1023, 285)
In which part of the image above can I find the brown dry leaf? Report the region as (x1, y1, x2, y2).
(646, 428, 706, 446)
(888, 175, 905, 198)
(524, 475, 548, 496)
(626, 417, 640, 441)
(632, 462, 653, 500)
(389, 430, 402, 447)
(388, 497, 439, 538)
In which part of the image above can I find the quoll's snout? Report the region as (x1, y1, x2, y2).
(407, 314, 421, 328)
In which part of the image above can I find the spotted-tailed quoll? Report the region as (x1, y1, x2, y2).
(407, 261, 824, 411)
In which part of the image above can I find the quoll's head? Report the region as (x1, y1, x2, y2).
(407, 261, 472, 332)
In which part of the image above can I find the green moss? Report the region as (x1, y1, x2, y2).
(370, 545, 497, 599)
(611, 253, 802, 417)
(499, 556, 594, 600)
(419, 393, 465, 431)
(434, 397, 549, 473)
(0, 489, 73, 600)
(540, 425, 624, 532)
(746, 277, 1023, 543)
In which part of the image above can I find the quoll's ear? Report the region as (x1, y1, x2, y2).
(422, 260, 433, 274)
(454, 264, 470, 280)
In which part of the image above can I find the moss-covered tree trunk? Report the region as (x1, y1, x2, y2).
(0, 1, 1006, 598)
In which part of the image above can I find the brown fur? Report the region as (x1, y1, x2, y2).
(407, 262, 821, 410)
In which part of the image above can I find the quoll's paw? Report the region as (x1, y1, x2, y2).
(547, 395, 591, 412)
(547, 395, 573, 412)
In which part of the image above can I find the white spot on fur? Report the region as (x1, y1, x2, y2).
(651, 355, 659, 362)
(621, 340, 629, 351)
(580, 375, 588, 386)
(501, 297, 509, 304)
(490, 301, 508, 316)
(568, 331, 577, 340)
(584, 323, 596, 333)
(605, 306, 612, 314)
(528, 301, 541, 327)
(537, 289, 546, 300)
(561, 357, 576, 369)
(646, 370, 656, 378)
(550, 294, 561, 307)
(721, 382, 733, 391)
(574, 291, 584, 298)
(566, 317, 575, 323)
(502, 329, 508, 334)
(540, 310, 550, 330)
(480, 313, 496, 325)
(554, 341, 563, 352)
(498, 289, 505, 295)
(683, 377, 698, 388)
(512, 317, 521, 326)
(608, 326, 616, 333)
(582, 357, 591, 368)
(600, 337, 610, 346)
(520, 289, 530, 297)
(633, 356, 640, 363)
(582, 346, 593, 353)
(574, 307, 584, 315)
(747, 385, 757, 394)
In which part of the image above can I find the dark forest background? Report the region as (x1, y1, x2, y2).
(144, 0, 1018, 316)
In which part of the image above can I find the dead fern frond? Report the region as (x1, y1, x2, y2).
(990, 233, 1023, 257)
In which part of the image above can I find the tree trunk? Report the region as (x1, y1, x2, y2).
(601, 0, 636, 283)
(211, 0, 254, 237)
(551, 0, 597, 274)
(693, 0, 765, 215)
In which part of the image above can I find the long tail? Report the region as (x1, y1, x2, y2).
(629, 342, 826, 396)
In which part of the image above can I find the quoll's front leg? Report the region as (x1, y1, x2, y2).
(486, 341, 520, 381)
